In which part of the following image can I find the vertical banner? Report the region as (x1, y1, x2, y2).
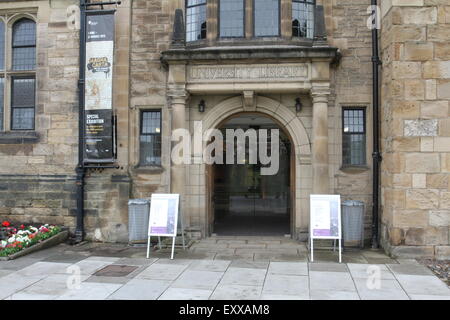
(84, 12, 115, 162)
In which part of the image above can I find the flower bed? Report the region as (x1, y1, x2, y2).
(0, 221, 62, 257)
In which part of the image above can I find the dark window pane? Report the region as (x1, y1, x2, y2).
(12, 78, 35, 107)
(292, 0, 314, 38)
(0, 21, 4, 70)
(186, 0, 207, 42)
(11, 77, 35, 130)
(12, 108, 34, 130)
(12, 19, 36, 71)
(220, 0, 244, 38)
(343, 108, 366, 165)
(140, 111, 161, 165)
(0, 78, 3, 131)
(254, 0, 279, 37)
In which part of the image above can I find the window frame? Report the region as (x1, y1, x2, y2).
(185, 0, 207, 43)
(0, 15, 37, 133)
(253, 0, 281, 38)
(218, 0, 246, 39)
(10, 75, 36, 131)
(11, 18, 36, 71)
(342, 107, 367, 167)
(292, 0, 315, 39)
(139, 109, 162, 166)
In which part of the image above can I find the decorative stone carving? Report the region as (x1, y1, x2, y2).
(188, 64, 308, 83)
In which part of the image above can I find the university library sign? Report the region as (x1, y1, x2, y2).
(188, 63, 309, 83)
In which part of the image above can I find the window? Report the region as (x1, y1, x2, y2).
(11, 77, 35, 130)
(292, 0, 315, 38)
(342, 108, 366, 166)
(219, 0, 245, 38)
(254, 0, 280, 37)
(186, 0, 207, 42)
(12, 19, 36, 71)
(0, 17, 36, 132)
(140, 110, 162, 166)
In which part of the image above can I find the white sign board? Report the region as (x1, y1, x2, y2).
(148, 194, 179, 237)
(310, 194, 341, 239)
(310, 194, 342, 262)
(146, 194, 185, 260)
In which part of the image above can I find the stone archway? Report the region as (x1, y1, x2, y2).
(201, 95, 313, 239)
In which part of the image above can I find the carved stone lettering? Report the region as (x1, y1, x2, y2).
(188, 64, 308, 82)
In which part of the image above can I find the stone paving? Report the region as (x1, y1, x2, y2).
(0, 236, 449, 300)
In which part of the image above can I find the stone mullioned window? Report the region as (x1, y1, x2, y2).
(185, 0, 316, 43)
(0, 14, 36, 132)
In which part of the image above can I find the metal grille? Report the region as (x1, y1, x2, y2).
(186, 0, 206, 42)
(128, 198, 151, 243)
(12, 19, 36, 71)
(140, 110, 161, 165)
(11, 77, 35, 130)
(219, 0, 244, 38)
(342, 200, 364, 247)
(292, 0, 315, 38)
(254, 0, 279, 37)
(343, 108, 366, 166)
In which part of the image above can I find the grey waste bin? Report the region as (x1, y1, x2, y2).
(341, 200, 364, 248)
(128, 198, 151, 244)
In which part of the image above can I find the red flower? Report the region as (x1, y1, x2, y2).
(1, 221, 10, 227)
(40, 227, 49, 233)
(20, 224, 25, 229)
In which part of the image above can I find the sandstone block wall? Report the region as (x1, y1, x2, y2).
(380, 0, 450, 259)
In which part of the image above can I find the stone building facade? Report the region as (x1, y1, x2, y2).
(0, 0, 448, 259)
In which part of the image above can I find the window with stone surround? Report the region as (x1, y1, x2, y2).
(0, 16, 36, 132)
(186, 0, 317, 42)
(342, 108, 366, 166)
(292, 0, 314, 39)
(186, 0, 207, 42)
(140, 110, 162, 166)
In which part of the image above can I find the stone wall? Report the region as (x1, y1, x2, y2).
(380, 0, 450, 259)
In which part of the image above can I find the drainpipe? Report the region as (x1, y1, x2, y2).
(371, 0, 382, 249)
(75, 0, 87, 243)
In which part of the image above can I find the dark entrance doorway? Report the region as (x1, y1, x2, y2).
(213, 114, 291, 236)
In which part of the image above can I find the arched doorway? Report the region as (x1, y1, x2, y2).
(212, 113, 292, 236)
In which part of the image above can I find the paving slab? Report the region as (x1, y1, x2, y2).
(215, 253, 254, 260)
(57, 282, 122, 300)
(220, 267, 267, 286)
(254, 252, 306, 262)
(309, 271, 357, 292)
(171, 270, 224, 290)
(158, 288, 213, 300)
(188, 260, 231, 272)
(135, 262, 188, 281)
(229, 260, 269, 269)
(16, 262, 72, 277)
(113, 257, 158, 266)
(107, 279, 170, 300)
(73, 259, 112, 275)
(347, 263, 396, 280)
(395, 274, 450, 296)
(43, 253, 90, 264)
(0, 257, 41, 271)
(354, 278, 409, 300)
(268, 262, 308, 276)
(262, 274, 309, 299)
(409, 294, 450, 300)
(0, 269, 13, 278)
(84, 275, 131, 284)
(260, 294, 308, 300)
(17, 274, 89, 299)
(0, 274, 43, 299)
(309, 262, 349, 273)
(210, 284, 263, 300)
(309, 290, 360, 300)
(155, 258, 193, 266)
(387, 264, 435, 276)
